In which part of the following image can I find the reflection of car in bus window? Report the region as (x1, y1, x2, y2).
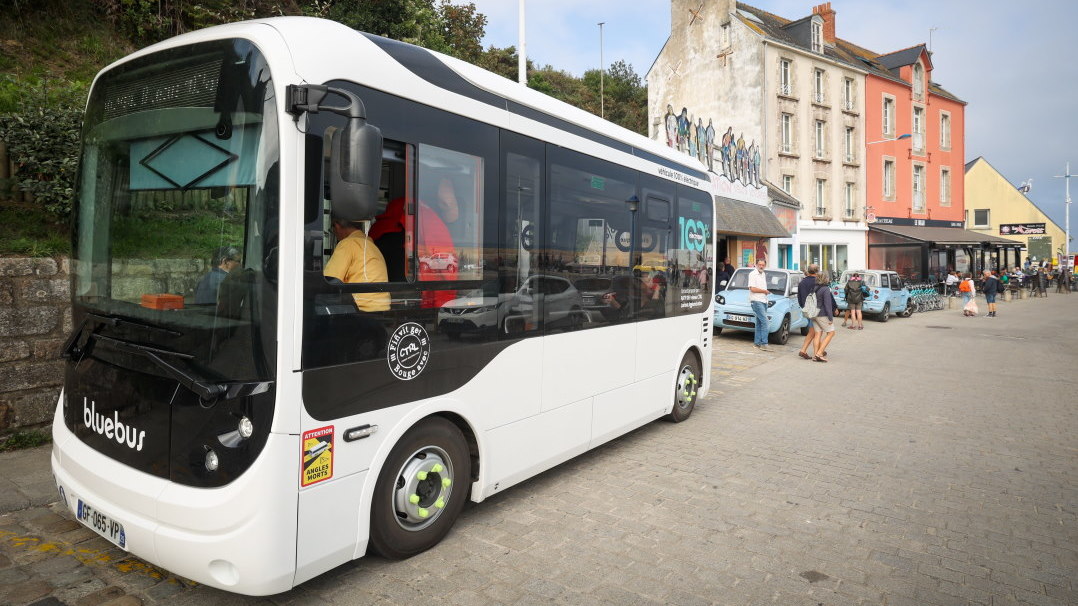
(419, 251, 458, 273)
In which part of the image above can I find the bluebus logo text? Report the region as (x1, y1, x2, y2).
(82, 397, 146, 451)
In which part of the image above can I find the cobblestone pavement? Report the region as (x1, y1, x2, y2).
(1, 294, 1075, 605)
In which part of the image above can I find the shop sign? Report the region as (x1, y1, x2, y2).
(874, 217, 964, 228)
(999, 223, 1046, 235)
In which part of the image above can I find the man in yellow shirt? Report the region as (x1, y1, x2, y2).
(324, 216, 391, 312)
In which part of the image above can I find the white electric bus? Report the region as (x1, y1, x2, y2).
(53, 17, 715, 595)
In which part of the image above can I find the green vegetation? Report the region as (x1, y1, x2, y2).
(112, 212, 245, 259)
(1, 0, 649, 257)
(0, 429, 52, 452)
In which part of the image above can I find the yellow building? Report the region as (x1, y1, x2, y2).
(965, 157, 1067, 269)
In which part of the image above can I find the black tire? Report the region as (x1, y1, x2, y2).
(769, 315, 790, 345)
(800, 325, 810, 336)
(667, 351, 701, 423)
(878, 303, 890, 322)
(900, 300, 915, 317)
(369, 418, 471, 559)
(712, 326, 723, 335)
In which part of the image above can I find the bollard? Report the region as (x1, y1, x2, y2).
(947, 296, 956, 309)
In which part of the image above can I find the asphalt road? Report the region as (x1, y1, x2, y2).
(1, 293, 1075, 605)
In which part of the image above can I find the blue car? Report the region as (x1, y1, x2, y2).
(713, 268, 809, 345)
(831, 269, 913, 322)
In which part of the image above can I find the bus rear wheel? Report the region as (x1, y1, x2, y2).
(667, 351, 700, 423)
(369, 417, 471, 559)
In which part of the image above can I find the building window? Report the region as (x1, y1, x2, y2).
(782, 174, 794, 193)
(940, 167, 951, 206)
(815, 120, 826, 158)
(883, 158, 896, 200)
(722, 23, 731, 47)
(800, 243, 849, 276)
(940, 112, 952, 150)
(780, 59, 792, 95)
(815, 178, 827, 216)
(913, 164, 925, 212)
(912, 106, 925, 153)
(844, 127, 855, 163)
(811, 20, 823, 53)
(974, 209, 990, 228)
(913, 63, 925, 101)
(843, 77, 854, 111)
(781, 113, 793, 153)
(844, 182, 856, 219)
(814, 69, 825, 104)
(882, 96, 895, 136)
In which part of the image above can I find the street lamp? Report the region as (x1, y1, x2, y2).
(598, 22, 605, 119)
(866, 133, 911, 145)
(1055, 162, 1073, 271)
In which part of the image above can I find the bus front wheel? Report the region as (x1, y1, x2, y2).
(369, 417, 471, 559)
(667, 351, 701, 423)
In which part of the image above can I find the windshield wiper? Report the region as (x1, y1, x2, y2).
(61, 312, 182, 360)
(92, 335, 227, 401)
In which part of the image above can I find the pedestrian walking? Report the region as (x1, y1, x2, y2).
(959, 272, 976, 316)
(982, 270, 1000, 317)
(747, 258, 771, 351)
(796, 265, 836, 362)
(1037, 268, 1048, 297)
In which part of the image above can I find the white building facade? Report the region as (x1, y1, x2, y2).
(647, 0, 868, 276)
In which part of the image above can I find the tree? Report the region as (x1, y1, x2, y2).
(438, 0, 486, 63)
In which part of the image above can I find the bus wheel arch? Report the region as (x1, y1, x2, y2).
(367, 415, 476, 559)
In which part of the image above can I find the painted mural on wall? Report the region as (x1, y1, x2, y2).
(662, 105, 763, 189)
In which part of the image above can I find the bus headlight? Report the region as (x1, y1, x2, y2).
(237, 416, 254, 439)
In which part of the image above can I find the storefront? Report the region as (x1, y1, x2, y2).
(713, 196, 793, 270)
(868, 219, 1024, 282)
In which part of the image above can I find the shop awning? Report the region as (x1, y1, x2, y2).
(869, 224, 1024, 248)
(714, 196, 791, 238)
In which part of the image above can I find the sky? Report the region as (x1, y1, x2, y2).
(469, 0, 1078, 243)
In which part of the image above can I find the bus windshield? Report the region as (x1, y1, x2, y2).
(73, 39, 279, 382)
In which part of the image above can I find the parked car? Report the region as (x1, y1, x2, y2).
(438, 275, 584, 337)
(831, 269, 912, 322)
(713, 268, 809, 345)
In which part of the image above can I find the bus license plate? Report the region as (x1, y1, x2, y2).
(727, 314, 752, 323)
(76, 498, 127, 550)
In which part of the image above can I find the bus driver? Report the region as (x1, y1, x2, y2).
(324, 214, 391, 312)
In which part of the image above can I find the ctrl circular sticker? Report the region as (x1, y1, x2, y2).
(387, 322, 431, 381)
(301, 426, 334, 487)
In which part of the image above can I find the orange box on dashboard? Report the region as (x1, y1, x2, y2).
(140, 294, 184, 310)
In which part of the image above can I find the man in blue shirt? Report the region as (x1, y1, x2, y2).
(194, 246, 240, 304)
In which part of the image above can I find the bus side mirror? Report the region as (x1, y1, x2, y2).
(329, 120, 383, 222)
(287, 84, 385, 222)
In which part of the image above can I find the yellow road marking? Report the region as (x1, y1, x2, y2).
(0, 529, 196, 587)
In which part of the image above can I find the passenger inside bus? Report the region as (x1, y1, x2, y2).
(323, 214, 391, 312)
(194, 246, 241, 304)
(370, 176, 460, 308)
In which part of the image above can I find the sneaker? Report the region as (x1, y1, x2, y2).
(755, 344, 770, 351)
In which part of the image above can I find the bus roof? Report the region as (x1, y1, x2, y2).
(107, 17, 711, 186)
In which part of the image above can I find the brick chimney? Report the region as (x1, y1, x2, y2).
(812, 2, 836, 44)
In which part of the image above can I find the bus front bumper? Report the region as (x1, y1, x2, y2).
(51, 402, 300, 596)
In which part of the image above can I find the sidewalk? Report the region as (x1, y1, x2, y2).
(0, 443, 55, 513)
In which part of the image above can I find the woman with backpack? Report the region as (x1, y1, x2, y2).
(796, 266, 837, 362)
(843, 274, 867, 330)
(958, 272, 976, 315)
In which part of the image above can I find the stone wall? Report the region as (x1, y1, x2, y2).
(0, 257, 71, 433)
(0, 256, 209, 435)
